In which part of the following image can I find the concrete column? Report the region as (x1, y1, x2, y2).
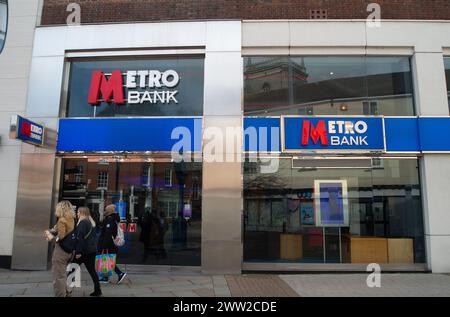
(201, 21, 243, 274)
(412, 51, 450, 273)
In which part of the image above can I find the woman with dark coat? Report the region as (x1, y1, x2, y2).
(74, 207, 102, 297)
(97, 204, 127, 284)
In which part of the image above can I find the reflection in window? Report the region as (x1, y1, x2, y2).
(60, 158, 202, 266)
(244, 56, 415, 116)
(97, 171, 108, 189)
(243, 158, 425, 264)
(445, 57, 450, 112)
(164, 168, 173, 187)
(0, 0, 7, 54)
(74, 166, 84, 183)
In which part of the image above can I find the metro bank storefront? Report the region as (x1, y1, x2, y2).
(10, 21, 450, 273)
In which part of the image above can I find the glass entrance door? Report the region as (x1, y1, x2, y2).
(60, 156, 202, 266)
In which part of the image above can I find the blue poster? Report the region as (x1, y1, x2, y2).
(300, 203, 315, 226)
(115, 201, 127, 221)
(315, 180, 349, 227)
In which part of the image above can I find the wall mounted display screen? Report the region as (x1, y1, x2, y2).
(314, 180, 349, 227)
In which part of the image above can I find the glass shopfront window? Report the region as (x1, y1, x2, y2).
(244, 56, 414, 116)
(66, 57, 204, 117)
(61, 157, 202, 266)
(243, 158, 425, 264)
(445, 57, 450, 112)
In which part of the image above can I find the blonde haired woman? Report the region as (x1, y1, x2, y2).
(73, 207, 102, 297)
(44, 200, 75, 297)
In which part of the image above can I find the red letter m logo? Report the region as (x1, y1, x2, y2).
(301, 120, 328, 146)
(88, 70, 125, 105)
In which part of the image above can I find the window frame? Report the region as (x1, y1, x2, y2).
(0, 0, 8, 55)
(96, 171, 108, 190)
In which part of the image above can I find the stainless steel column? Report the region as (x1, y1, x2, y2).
(11, 125, 58, 270)
(201, 21, 243, 274)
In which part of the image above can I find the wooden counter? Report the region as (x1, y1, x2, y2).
(280, 234, 303, 260)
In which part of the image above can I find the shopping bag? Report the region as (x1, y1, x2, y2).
(95, 251, 117, 278)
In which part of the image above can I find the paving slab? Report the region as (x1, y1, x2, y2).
(280, 274, 450, 297)
(225, 275, 298, 297)
(172, 290, 201, 297)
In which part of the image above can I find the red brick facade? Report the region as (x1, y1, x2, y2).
(41, 0, 450, 25)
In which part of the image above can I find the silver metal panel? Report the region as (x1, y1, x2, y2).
(202, 240, 242, 274)
(200, 22, 243, 274)
(242, 21, 290, 47)
(292, 158, 372, 169)
(25, 56, 65, 118)
(205, 21, 241, 52)
(65, 22, 206, 53)
(201, 161, 243, 274)
(11, 153, 56, 270)
(203, 52, 243, 116)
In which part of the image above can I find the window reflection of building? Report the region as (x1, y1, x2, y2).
(244, 56, 414, 116)
(244, 57, 308, 113)
(60, 158, 202, 266)
(96, 171, 108, 189)
(243, 158, 425, 264)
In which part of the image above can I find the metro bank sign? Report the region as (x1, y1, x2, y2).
(88, 69, 180, 105)
(283, 117, 385, 151)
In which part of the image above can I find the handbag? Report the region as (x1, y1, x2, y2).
(95, 250, 117, 278)
(113, 222, 125, 247)
(59, 230, 77, 254)
(59, 221, 93, 254)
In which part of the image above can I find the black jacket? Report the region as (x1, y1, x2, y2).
(97, 213, 120, 253)
(75, 219, 97, 255)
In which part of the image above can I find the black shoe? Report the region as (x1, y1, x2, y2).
(99, 277, 110, 284)
(90, 290, 102, 297)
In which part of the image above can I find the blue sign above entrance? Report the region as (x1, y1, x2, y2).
(283, 117, 385, 152)
(57, 117, 202, 152)
(244, 116, 450, 153)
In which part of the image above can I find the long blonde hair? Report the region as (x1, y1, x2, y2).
(55, 201, 75, 221)
(77, 206, 96, 228)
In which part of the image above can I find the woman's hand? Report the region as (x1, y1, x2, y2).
(44, 230, 54, 241)
(75, 254, 82, 260)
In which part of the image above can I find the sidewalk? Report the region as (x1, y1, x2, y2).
(1, 269, 450, 297)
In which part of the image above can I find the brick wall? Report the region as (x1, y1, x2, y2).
(41, 0, 450, 25)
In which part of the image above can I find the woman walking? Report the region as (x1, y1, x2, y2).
(44, 201, 75, 297)
(97, 204, 127, 284)
(73, 207, 102, 297)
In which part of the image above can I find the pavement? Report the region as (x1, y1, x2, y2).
(1, 269, 450, 297)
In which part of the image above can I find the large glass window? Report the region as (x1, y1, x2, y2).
(61, 157, 202, 266)
(66, 57, 204, 117)
(244, 56, 414, 116)
(243, 158, 425, 264)
(0, 0, 7, 54)
(445, 57, 450, 112)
